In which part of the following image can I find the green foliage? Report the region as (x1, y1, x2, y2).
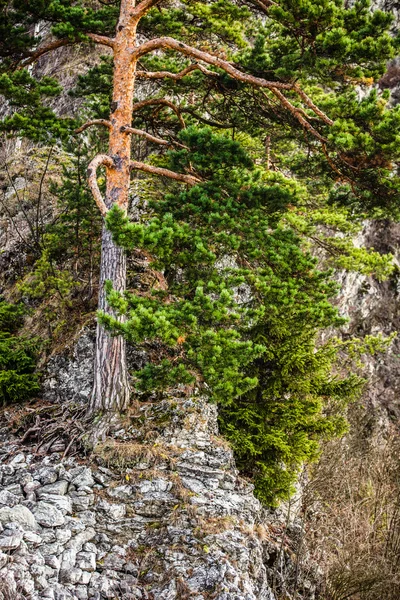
(0, 69, 72, 141)
(104, 127, 382, 504)
(0, 300, 40, 406)
(254, 0, 395, 80)
(17, 141, 102, 336)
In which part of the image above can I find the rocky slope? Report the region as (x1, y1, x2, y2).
(0, 393, 293, 600)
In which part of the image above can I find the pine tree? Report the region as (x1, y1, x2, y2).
(1, 0, 399, 420)
(0, 300, 40, 406)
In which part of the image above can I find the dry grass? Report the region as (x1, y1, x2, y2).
(95, 438, 182, 470)
(300, 419, 400, 600)
(195, 515, 236, 536)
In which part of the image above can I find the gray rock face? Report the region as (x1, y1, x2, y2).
(43, 329, 97, 405)
(334, 221, 400, 421)
(0, 394, 286, 600)
(42, 327, 147, 406)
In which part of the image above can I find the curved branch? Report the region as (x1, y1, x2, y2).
(180, 107, 236, 129)
(136, 63, 217, 81)
(132, 98, 186, 128)
(121, 126, 188, 148)
(20, 32, 114, 69)
(87, 154, 115, 217)
(248, 0, 278, 13)
(134, 37, 294, 91)
(75, 119, 112, 134)
(130, 161, 201, 185)
(130, 0, 163, 23)
(293, 85, 334, 126)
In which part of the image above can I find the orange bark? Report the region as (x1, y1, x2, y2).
(136, 63, 217, 80)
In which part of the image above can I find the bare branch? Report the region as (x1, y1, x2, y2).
(19, 32, 114, 69)
(130, 0, 163, 22)
(134, 37, 294, 91)
(87, 33, 115, 49)
(132, 98, 186, 128)
(20, 39, 73, 68)
(75, 120, 112, 134)
(293, 85, 334, 126)
(121, 126, 169, 145)
(136, 63, 217, 81)
(130, 161, 201, 185)
(87, 154, 115, 217)
(181, 108, 235, 129)
(248, 0, 278, 13)
(121, 126, 188, 148)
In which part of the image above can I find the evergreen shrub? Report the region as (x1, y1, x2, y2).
(0, 300, 40, 406)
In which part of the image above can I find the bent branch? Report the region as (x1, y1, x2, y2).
(134, 37, 334, 127)
(20, 39, 73, 68)
(293, 85, 334, 126)
(20, 32, 114, 69)
(87, 33, 115, 49)
(75, 120, 112, 134)
(267, 88, 327, 143)
(248, 0, 278, 13)
(130, 161, 201, 185)
(87, 154, 115, 217)
(134, 37, 294, 89)
(131, 0, 163, 23)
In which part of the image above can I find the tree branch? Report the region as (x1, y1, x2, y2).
(247, 0, 278, 13)
(20, 32, 114, 69)
(87, 33, 115, 49)
(293, 85, 334, 126)
(180, 108, 236, 129)
(20, 39, 73, 68)
(130, 161, 201, 185)
(132, 98, 186, 128)
(266, 88, 327, 143)
(136, 63, 217, 81)
(134, 37, 294, 90)
(130, 0, 163, 22)
(87, 154, 115, 216)
(133, 37, 334, 128)
(121, 126, 188, 148)
(75, 120, 112, 134)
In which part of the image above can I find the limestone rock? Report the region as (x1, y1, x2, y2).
(0, 505, 37, 530)
(34, 502, 65, 527)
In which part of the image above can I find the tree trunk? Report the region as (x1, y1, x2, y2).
(89, 1, 138, 413)
(89, 226, 130, 412)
